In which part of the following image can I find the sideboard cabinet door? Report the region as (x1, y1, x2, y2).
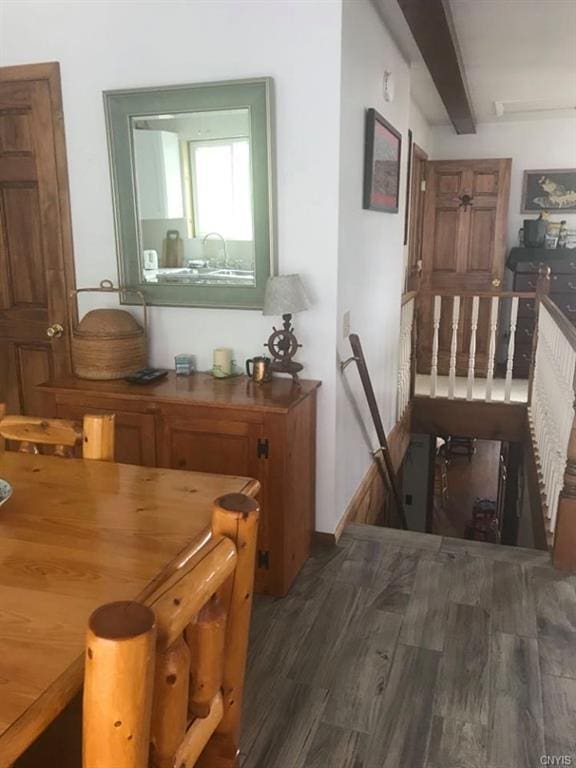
(156, 408, 274, 591)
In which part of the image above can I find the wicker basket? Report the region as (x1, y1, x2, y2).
(70, 280, 148, 380)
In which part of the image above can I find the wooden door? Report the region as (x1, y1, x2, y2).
(0, 63, 76, 415)
(418, 158, 511, 375)
(406, 144, 428, 291)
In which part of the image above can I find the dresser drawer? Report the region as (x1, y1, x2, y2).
(515, 318, 535, 343)
(512, 342, 533, 378)
(551, 273, 576, 293)
(550, 293, 576, 324)
(518, 298, 537, 319)
(514, 273, 538, 291)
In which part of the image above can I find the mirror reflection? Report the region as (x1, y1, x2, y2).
(132, 108, 256, 287)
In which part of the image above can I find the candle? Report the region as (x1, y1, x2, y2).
(213, 347, 232, 378)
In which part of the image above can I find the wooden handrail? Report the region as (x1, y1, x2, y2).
(417, 290, 537, 300)
(401, 290, 417, 306)
(541, 296, 576, 355)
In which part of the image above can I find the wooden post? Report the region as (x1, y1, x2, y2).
(150, 635, 191, 768)
(83, 413, 115, 461)
(83, 601, 156, 768)
(186, 595, 227, 719)
(197, 493, 259, 768)
(552, 407, 576, 570)
(529, 266, 551, 403)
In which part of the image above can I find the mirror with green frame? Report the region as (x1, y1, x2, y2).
(104, 78, 275, 308)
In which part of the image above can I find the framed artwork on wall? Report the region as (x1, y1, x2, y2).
(404, 128, 413, 243)
(521, 168, 576, 213)
(363, 108, 402, 213)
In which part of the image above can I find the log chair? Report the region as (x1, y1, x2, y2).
(0, 404, 115, 460)
(83, 492, 260, 768)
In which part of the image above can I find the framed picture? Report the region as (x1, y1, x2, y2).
(403, 128, 413, 244)
(521, 168, 576, 213)
(363, 108, 402, 213)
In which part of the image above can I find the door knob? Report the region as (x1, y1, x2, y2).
(491, 278, 501, 288)
(46, 323, 64, 339)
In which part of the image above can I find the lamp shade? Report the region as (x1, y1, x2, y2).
(263, 274, 310, 316)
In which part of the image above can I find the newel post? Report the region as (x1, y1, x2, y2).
(552, 405, 576, 570)
(198, 493, 259, 768)
(528, 265, 552, 403)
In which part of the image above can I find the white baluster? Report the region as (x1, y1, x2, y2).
(467, 296, 479, 401)
(430, 296, 442, 398)
(504, 296, 519, 401)
(448, 296, 461, 400)
(485, 296, 499, 402)
(527, 303, 576, 543)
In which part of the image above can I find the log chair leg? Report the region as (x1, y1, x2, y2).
(83, 601, 156, 768)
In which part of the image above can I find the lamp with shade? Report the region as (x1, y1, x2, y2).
(263, 274, 310, 381)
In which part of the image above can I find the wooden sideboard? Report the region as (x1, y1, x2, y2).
(39, 373, 321, 596)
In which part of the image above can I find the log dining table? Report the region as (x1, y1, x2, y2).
(0, 450, 259, 767)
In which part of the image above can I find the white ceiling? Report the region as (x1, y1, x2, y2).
(373, 0, 576, 126)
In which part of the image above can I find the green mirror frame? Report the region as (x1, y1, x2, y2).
(104, 78, 276, 309)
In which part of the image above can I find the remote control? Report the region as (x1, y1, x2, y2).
(125, 368, 169, 384)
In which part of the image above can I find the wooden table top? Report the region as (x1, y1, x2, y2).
(39, 372, 321, 414)
(0, 451, 258, 765)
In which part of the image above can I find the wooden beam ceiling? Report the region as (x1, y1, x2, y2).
(396, 0, 476, 134)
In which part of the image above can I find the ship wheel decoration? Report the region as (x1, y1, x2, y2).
(265, 314, 304, 381)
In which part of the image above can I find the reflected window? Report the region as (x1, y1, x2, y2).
(190, 139, 253, 241)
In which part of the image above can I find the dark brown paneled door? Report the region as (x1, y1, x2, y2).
(406, 143, 428, 291)
(0, 63, 75, 414)
(418, 158, 512, 375)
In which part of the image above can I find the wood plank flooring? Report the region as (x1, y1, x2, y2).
(242, 523, 576, 768)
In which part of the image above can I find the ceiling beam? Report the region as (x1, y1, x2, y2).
(396, 0, 476, 134)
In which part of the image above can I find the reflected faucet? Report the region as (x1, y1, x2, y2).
(202, 232, 228, 268)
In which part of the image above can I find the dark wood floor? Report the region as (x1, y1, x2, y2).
(434, 439, 501, 538)
(241, 523, 576, 768)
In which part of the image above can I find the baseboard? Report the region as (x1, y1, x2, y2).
(312, 531, 337, 547)
(333, 404, 413, 541)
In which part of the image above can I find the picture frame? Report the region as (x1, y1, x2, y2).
(363, 108, 402, 213)
(521, 168, 576, 214)
(404, 128, 413, 243)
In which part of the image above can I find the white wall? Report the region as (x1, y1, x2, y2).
(431, 118, 576, 247)
(0, 0, 343, 532)
(335, 0, 411, 526)
(409, 97, 431, 156)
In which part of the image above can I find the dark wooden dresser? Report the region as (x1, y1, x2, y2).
(39, 373, 321, 596)
(507, 247, 576, 377)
